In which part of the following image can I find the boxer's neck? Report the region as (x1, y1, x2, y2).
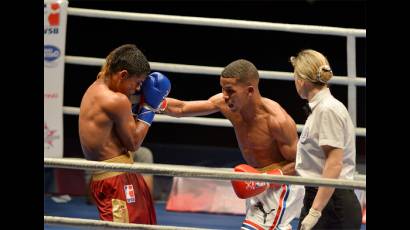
(240, 93, 263, 122)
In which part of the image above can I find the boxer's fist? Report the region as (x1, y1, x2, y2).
(231, 164, 268, 199)
(141, 72, 171, 111)
(129, 92, 155, 126)
(130, 92, 142, 117)
(137, 105, 155, 126)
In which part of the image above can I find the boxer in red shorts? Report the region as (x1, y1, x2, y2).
(89, 153, 156, 223)
(79, 44, 170, 224)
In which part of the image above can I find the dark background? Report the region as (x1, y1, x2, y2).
(62, 0, 366, 168)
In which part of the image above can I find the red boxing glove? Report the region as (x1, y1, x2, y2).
(231, 164, 269, 199)
(266, 168, 283, 189)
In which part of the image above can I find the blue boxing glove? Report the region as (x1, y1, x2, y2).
(130, 92, 143, 116)
(130, 92, 157, 126)
(137, 72, 171, 126)
(141, 72, 171, 110)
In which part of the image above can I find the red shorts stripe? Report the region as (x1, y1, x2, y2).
(270, 184, 288, 229)
(244, 219, 265, 230)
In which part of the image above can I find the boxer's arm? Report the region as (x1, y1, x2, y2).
(269, 116, 298, 163)
(280, 161, 296, 176)
(105, 93, 148, 151)
(164, 93, 222, 117)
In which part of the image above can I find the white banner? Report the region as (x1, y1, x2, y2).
(44, 0, 68, 158)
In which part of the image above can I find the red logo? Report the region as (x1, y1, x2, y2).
(44, 92, 58, 99)
(48, 3, 60, 26)
(245, 181, 267, 190)
(44, 123, 59, 149)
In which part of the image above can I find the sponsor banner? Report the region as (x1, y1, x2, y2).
(44, 0, 68, 158)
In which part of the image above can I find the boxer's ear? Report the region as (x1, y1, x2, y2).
(119, 70, 128, 79)
(247, 85, 254, 96)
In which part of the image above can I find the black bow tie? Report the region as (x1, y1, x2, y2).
(302, 103, 312, 116)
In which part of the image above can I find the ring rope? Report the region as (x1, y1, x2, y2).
(45, 216, 212, 230)
(354, 174, 365, 181)
(44, 158, 366, 190)
(62, 106, 366, 137)
(68, 7, 366, 37)
(65, 56, 367, 86)
(57, 157, 366, 182)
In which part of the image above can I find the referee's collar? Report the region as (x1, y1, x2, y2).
(308, 87, 331, 111)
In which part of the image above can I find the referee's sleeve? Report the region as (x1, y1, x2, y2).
(317, 108, 344, 149)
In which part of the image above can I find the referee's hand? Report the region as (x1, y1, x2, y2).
(300, 208, 321, 230)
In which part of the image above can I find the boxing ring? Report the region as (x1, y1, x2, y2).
(44, 4, 366, 230)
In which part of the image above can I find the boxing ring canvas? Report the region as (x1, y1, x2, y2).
(44, 195, 366, 229)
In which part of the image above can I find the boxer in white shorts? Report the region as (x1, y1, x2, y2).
(163, 59, 305, 229)
(239, 164, 304, 230)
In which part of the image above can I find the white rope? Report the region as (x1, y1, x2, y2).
(65, 56, 366, 86)
(45, 216, 212, 230)
(44, 158, 366, 190)
(64, 157, 366, 182)
(68, 7, 365, 37)
(63, 106, 366, 137)
(354, 173, 366, 181)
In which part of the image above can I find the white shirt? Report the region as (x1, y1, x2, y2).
(295, 87, 356, 180)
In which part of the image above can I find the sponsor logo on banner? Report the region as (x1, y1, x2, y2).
(44, 122, 60, 150)
(44, 92, 59, 99)
(44, 45, 60, 67)
(44, 0, 66, 158)
(44, 3, 60, 35)
(124, 185, 136, 203)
